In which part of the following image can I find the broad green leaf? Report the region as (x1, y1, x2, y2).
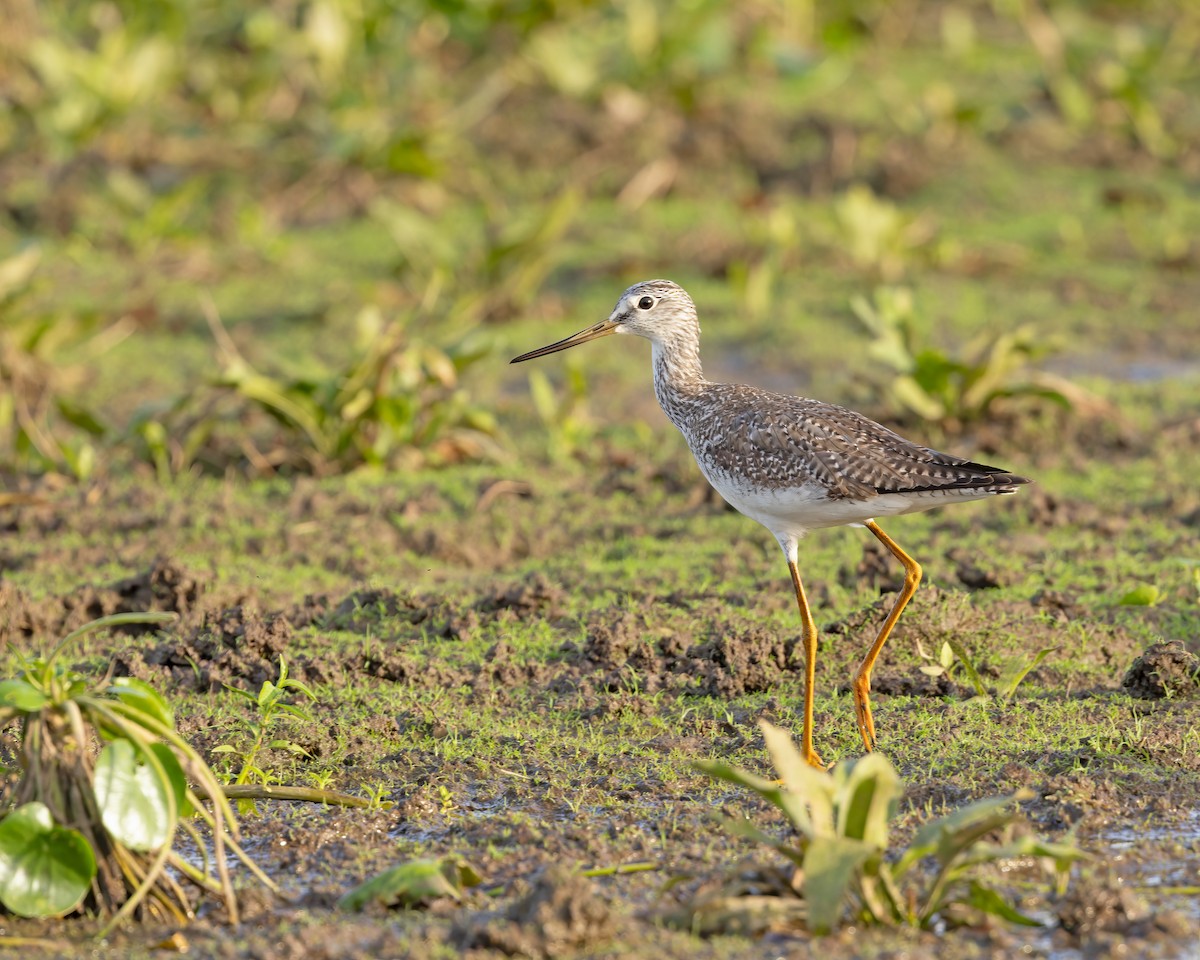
(894, 795, 1018, 876)
(835, 753, 900, 848)
(149, 743, 192, 819)
(717, 815, 806, 868)
(54, 398, 108, 437)
(267, 739, 311, 756)
(958, 836, 1089, 873)
(693, 759, 780, 797)
(760, 722, 831, 836)
(527, 369, 559, 424)
(272, 703, 313, 721)
(0, 802, 95, 917)
(933, 812, 1017, 870)
(94, 739, 177, 851)
(694, 758, 813, 839)
(257, 680, 278, 708)
(224, 685, 260, 703)
(279, 676, 317, 701)
(110, 677, 175, 729)
(337, 857, 480, 911)
(1119, 584, 1164, 606)
(802, 836, 874, 934)
(891, 375, 945, 420)
(0, 679, 49, 712)
(964, 880, 1042, 926)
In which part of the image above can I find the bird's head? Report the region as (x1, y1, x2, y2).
(510, 280, 697, 363)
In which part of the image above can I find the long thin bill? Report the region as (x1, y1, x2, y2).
(510, 319, 619, 363)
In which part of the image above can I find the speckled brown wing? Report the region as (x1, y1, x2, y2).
(698, 385, 1030, 500)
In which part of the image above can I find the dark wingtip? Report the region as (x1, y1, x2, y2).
(891, 465, 1033, 496)
(961, 461, 1033, 488)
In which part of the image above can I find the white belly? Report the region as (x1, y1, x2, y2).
(700, 464, 991, 542)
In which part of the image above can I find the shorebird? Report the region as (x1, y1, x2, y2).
(511, 280, 1030, 766)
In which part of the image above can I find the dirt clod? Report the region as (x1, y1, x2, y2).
(322, 589, 426, 634)
(478, 572, 565, 619)
(865, 670, 966, 699)
(946, 548, 1003, 590)
(0, 558, 202, 646)
(688, 626, 797, 697)
(1056, 873, 1149, 936)
(118, 604, 306, 691)
(1121, 641, 1200, 700)
(470, 866, 611, 958)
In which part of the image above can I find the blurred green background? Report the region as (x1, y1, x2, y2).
(1, 0, 1198, 480)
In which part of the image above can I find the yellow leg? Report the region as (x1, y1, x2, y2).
(787, 560, 824, 768)
(854, 521, 922, 752)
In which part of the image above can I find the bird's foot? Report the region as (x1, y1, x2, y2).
(853, 680, 877, 753)
(804, 748, 825, 770)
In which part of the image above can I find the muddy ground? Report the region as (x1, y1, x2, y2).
(2, 415, 1199, 959)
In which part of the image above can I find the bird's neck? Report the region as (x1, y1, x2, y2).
(651, 335, 706, 429)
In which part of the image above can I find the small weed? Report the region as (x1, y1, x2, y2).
(693, 722, 1083, 934)
(213, 657, 316, 814)
(995, 647, 1058, 700)
(308, 769, 336, 791)
(1010, 2, 1184, 159)
(362, 782, 393, 811)
(918, 637, 1056, 700)
(916, 637, 973, 687)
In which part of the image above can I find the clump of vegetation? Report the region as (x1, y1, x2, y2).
(1011, 0, 1183, 160)
(525, 363, 596, 464)
(693, 722, 1083, 934)
(0, 614, 277, 931)
(850, 285, 1079, 428)
(0, 247, 117, 481)
(129, 304, 503, 480)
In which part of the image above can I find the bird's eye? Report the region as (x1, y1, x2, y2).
(637, 296, 654, 310)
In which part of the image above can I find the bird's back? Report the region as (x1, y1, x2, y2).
(672, 380, 1029, 504)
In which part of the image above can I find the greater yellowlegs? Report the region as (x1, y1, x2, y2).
(512, 280, 1030, 766)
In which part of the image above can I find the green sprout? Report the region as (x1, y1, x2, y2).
(213, 656, 317, 815)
